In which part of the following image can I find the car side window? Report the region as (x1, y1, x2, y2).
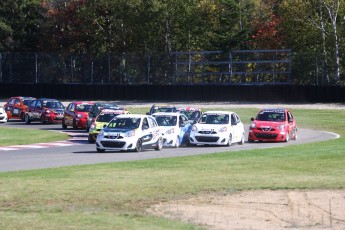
(9, 98, 15, 105)
(142, 118, 149, 130)
(148, 117, 158, 128)
(30, 100, 36, 107)
(36, 100, 42, 108)
(287, 112, 293, 122)
(15, 98, 21, 105)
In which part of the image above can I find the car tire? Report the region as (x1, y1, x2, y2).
(134, 139, 142, 152)
(88, 135, 95, 144)
(20, 112, 25, 122)
(239, 134, 245, 145)
(227, 134, 232, 146)
(155, 137, 163, 151)
(25, 114, 31, 124)
(62, 119, 67, 129)
(174, 136, 180, 148)
(40, 115, 46, 124)
(72, 119, 78, 129)
(96, 148, 105, 153)
(293, 131, 298, 140)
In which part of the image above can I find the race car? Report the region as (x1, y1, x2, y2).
(86, 102, 122, 131)
(3, 96, 35, 121)
(152, 112, 192, 147)
(96, 114, 163, 152)
(88, 108, 128, 143)
(189, 111, 245, 146)
(176, 107, 202, 124)
(24, 98, 65, 124)
(248, 108, 297, 142)
(62, 101, 94, 129)
(0, 107, 8, 123)
(146, 104, 177, 115)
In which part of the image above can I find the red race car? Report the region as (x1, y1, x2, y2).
(62, 101, 94, 129)
(24, 98, 65, 124)
(4, 96, 36, 121)
(248, 108, 297, 142)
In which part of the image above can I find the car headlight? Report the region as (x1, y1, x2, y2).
(77, 114, 83, 118)
(192, 125, 198, 132)
(125, 130, 135, 137)
(218, 126, 227, 132)
(250, 123, 256, 129)
(166, 128, 175, 134)
(45, 110, 51, 114)
(99, 130, 105, 136)
(278, 124, 285, 131)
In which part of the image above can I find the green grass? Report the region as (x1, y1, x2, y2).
(0, 127, 69, 146)
(0, 107, 344, 229)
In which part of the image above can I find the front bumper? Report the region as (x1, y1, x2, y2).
(96, 136, 137, 151)
(189, 132, 229, 145)
(248, 130, 287, 142)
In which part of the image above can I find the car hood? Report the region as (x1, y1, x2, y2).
(194, 123, 227, 131)
(103, 128, 134, 133)
(253, 121, 284, 128)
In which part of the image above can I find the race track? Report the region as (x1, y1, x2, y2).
(0, 121, 339, 172)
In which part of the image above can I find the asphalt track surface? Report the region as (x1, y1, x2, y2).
(0, 119, 339, 172)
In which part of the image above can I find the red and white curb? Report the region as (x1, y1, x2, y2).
(0, 140, 82, 152)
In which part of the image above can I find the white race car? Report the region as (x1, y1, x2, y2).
(152, 112, 192, 147)
(0, 107, 8, 123)
(96, 114, 163, 152)
(189, 111, 245, 146)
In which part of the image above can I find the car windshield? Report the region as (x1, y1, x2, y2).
(153, 107, 176, 113)
(153, 115, 177, 126)
(256, 111, 285, 122)
(180, 110, 201, 120)
(43, 101, 64, 109)
(107, 117, 141, 129)
(76, 104, 93, 112)
(199, 114, 229, 124)
(23, 99, 32, 106)
(97, 113, 119, 122)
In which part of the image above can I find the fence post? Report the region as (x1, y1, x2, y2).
(0, 53, 2, 83)
(147, 55, 151, 84)
(108, 53, 111, 83)
(35, 53, 38, 83)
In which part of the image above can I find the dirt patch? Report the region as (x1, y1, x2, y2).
(148, 190, 345, 229)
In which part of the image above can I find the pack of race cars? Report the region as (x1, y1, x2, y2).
(1, 97, 298, 152)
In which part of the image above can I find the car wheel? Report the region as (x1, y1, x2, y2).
(227, 134, 232, 146)
(293, 131, 298, 140)
(134, 139, 142, 152)
(96, 148, 105, 153)
(155, 137, 163, 151)
(88, 135, 95, 144)
(62, 119, 67, 129)
(40, 115, 46, 124)
(174, 136, 180, 148)
(20, 112, 25, 122)
(25, 114, 31, 124)
(72, 119, 78, 129)
(284, 132, 290, 142)
(239, 134, 245, 145)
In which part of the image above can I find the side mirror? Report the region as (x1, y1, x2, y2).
(103, 124, 107, 128)
(250, 118, 254, 121)
(146, 112, 150, 115)
(231, 121, 237, 126)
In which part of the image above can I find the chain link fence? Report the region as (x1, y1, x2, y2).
(0, 50, 320, 85)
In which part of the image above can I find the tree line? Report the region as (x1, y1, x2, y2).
(1, 0, 344, 85)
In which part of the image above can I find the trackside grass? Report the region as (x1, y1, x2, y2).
(0, 127, 69, 146)
(0, 107, 344, 229)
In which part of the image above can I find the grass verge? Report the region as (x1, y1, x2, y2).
(0, 107, 344, 229)
(0, 127, 69, 146)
